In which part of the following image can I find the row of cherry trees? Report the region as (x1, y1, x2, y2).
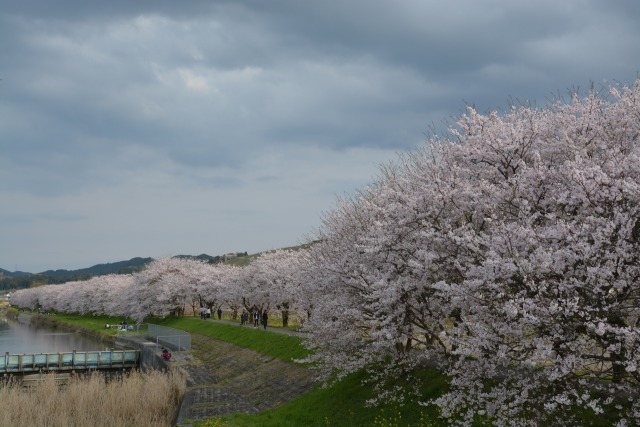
(10, 80, 640, 425)
(10, 249, 311, 326)
(300, 81, 640, 426)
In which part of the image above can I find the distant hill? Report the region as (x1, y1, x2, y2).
(39, 257, 154, 278)
(0, 253, 244, 291)
(0, 247, 313, 291)
(0, 268, 32, 278)
(0, 257, 155, 291)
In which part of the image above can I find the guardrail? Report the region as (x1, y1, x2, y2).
(113, 323, 191, 352)
(147, 324, 191, 351)
(0, 350, 139, 374)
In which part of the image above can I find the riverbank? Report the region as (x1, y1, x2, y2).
(1, 309, 189, 426)
(4, 312, 455, 426)
(2, 310, 318, 426)
(2, 309, 118, 348)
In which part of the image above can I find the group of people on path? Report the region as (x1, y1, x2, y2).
(200, 306, 269, 329)
(240, 309, 268, 330)
(104, 321, 132, 331)
(199, 307, 223, 320)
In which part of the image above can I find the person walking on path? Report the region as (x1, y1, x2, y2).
(217, 308, 222, 320)
(262, 311, 268, 330)
(253, 310, 259, 328)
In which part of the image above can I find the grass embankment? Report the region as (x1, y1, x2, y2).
(149, 317, 449, 426)
(6, 311, 622, 426)
(44, 312, 136, 335)
(215, 368, 448, 427)
(152, 316, 308, 363)
(28, 311, 450, 426)
(32, 312, 619, 426)
(0, 370, 185, 427)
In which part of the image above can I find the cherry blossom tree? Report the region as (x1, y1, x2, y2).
(285, 248, 315, 325)
(301, 157, 459, 395)
(245, 249, 310, 327)
(10, 274, 136, 318)
(235, 258, 273, 318)
(431, 84, 640, 426)
(55, 280, 94, 314)
(10, 286, 46, 310)
(302, 80, 640, 426)
(10, 258, 239, 323)
(91, 274, 135, 317)
(195, 262, 242, 318)
(126, 257, 204, 322)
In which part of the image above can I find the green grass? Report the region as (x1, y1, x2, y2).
(154, 316, 455, 426)
(30, 311, 452, 426)
(151, 316, 309, 363)
(10, 310, 627, 426)
(27, 311, 309, 363)
(48, 312, 135, 335)
(214, 368, 450, 427)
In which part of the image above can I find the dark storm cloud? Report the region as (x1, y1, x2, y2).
(1, 0, 639, 272)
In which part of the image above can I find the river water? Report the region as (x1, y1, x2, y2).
(0, 316, 111, 354)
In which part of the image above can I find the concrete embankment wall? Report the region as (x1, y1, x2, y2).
(115, 335, 172, 372)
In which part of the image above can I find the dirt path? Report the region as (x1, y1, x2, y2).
(173, 333, 317, 426)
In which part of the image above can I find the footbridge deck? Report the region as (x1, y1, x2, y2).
(1, 350, 139, 374)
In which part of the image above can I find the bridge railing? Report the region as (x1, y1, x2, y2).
(0, 350, 139, 374)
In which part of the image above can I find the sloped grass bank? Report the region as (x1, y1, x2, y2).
(151, 316, 309, 363)
(215, 368, 449, 427)
(14, 312, 451, 426)
(46, 312, 136, 335)
(152, 316, 614, 427)
(151, 317, 451, 426)
(18, 312, 615, 426)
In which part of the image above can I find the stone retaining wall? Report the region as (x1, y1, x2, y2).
(172, 333, 316, 427)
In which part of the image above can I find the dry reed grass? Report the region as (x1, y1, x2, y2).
(0, 369, 186, 427)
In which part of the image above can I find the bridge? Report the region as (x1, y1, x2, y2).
(1, 350, 139, 374)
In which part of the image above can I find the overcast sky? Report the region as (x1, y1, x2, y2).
(2, 1, 639, 273)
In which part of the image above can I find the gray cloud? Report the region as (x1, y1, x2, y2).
(1, 0, 639, 272)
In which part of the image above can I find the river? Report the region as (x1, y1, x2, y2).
(0, 316, 111, 354)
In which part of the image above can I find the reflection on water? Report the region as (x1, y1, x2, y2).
(0, 317, 110, 353)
